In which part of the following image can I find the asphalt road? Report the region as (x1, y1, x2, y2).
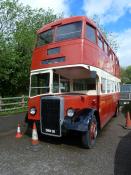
(0, 113, 25, 135)
(0, 112, 131, 175)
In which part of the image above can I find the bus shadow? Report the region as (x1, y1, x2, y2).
(114, 131, 131, 175)
(39, 132, 82, 148)
(25, 126, 82, 148)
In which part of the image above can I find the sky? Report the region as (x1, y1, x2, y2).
(19, 0, 131, 67)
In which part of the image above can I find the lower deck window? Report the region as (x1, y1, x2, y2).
(53, 73, 70, 93)
(73, 78, 96, 91)
(101, 78, 106, 93)
(30, 68, 98, 97)
(107, 80, 111, 93)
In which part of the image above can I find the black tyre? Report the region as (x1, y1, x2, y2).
(24, 112, 28, 123)
(113, 106, 119, 118)
(82, 116, 98, 149)
(25, 122, 33, 136)
(24, 113, 32, 136)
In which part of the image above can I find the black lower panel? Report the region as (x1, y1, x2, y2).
(41, 98, 60, 136)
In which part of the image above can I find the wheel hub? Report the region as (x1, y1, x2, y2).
(90, 122, 97, 140)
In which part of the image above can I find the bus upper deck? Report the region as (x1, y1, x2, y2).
(31, 16, 120, 78)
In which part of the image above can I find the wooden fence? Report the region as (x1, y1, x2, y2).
(0, 95, 28, 112)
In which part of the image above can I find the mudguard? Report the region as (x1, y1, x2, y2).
(63, 108, 96, 132)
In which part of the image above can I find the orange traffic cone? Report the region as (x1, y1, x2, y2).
(32, 122, 39, 145)
(125, 112, 131, 129)
(16, 123, 23, 138)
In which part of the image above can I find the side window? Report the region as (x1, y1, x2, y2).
(104, 42, 108, 54)
(97, 32, 103, 49)
(113, 81, 115, 92)
(86, 24, 96, 43)
(115, 82, 117, 92)
(117, 59, 119, 66)
(111, 81, 114, 92)
(109, 52, 112, 60)
(115, 58, 118, 65)
(117, 82, 120, 92)
(107, 80, 110, 93)
(101, 78, 106, 93)
(112, 53, 115, 61)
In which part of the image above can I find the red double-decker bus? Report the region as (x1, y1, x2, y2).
(26, 16, 120, 148)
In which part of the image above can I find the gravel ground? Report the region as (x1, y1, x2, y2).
(0, 112, 131, 175)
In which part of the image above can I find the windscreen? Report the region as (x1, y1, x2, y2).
(53, 73, 70, 93)
(30, 71, 70, 97)
(30, 73, 50, 97)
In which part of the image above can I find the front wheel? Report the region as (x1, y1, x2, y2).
(82, 116, 98, 149)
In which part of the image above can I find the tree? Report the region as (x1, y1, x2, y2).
(121, 66, 131, 84)
(0, 0, 62, 97)
(91, 15, 119, 53)
(0, 0, 21, 37)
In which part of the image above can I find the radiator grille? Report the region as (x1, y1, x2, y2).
(41, 97, 61, 136)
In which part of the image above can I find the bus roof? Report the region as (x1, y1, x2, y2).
(37, 16, 110, 49)
(37, 16, 97, 34)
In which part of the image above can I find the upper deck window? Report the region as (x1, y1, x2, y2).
(55, 21, 82, 41)
(36, 29, 54, 47)
(112, 53, 115, 61)
(86, 24, 96, 43)
(104, 42, 108, 54)
(109, 52, 113, 60)
(97, 32, 103, 49)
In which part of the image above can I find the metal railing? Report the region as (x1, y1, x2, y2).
(0, 95, 28, 112)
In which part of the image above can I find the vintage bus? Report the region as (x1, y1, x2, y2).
(120, 84, 131, 106)
(26, 16, 121, 148)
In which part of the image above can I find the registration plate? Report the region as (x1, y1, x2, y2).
(45, 129, 56, 134)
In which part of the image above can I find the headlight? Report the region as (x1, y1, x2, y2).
(67, 108, 75, 117)
(30, 107, 36, 115)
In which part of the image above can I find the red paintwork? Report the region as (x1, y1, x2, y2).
(28, 16, 120, 130)
(28, 95, 97, 121)
(31, 16, 120, 78)
(99, 93, 119, 127)
(28, 96, 41, 121)
(28, 93, 119, 129)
